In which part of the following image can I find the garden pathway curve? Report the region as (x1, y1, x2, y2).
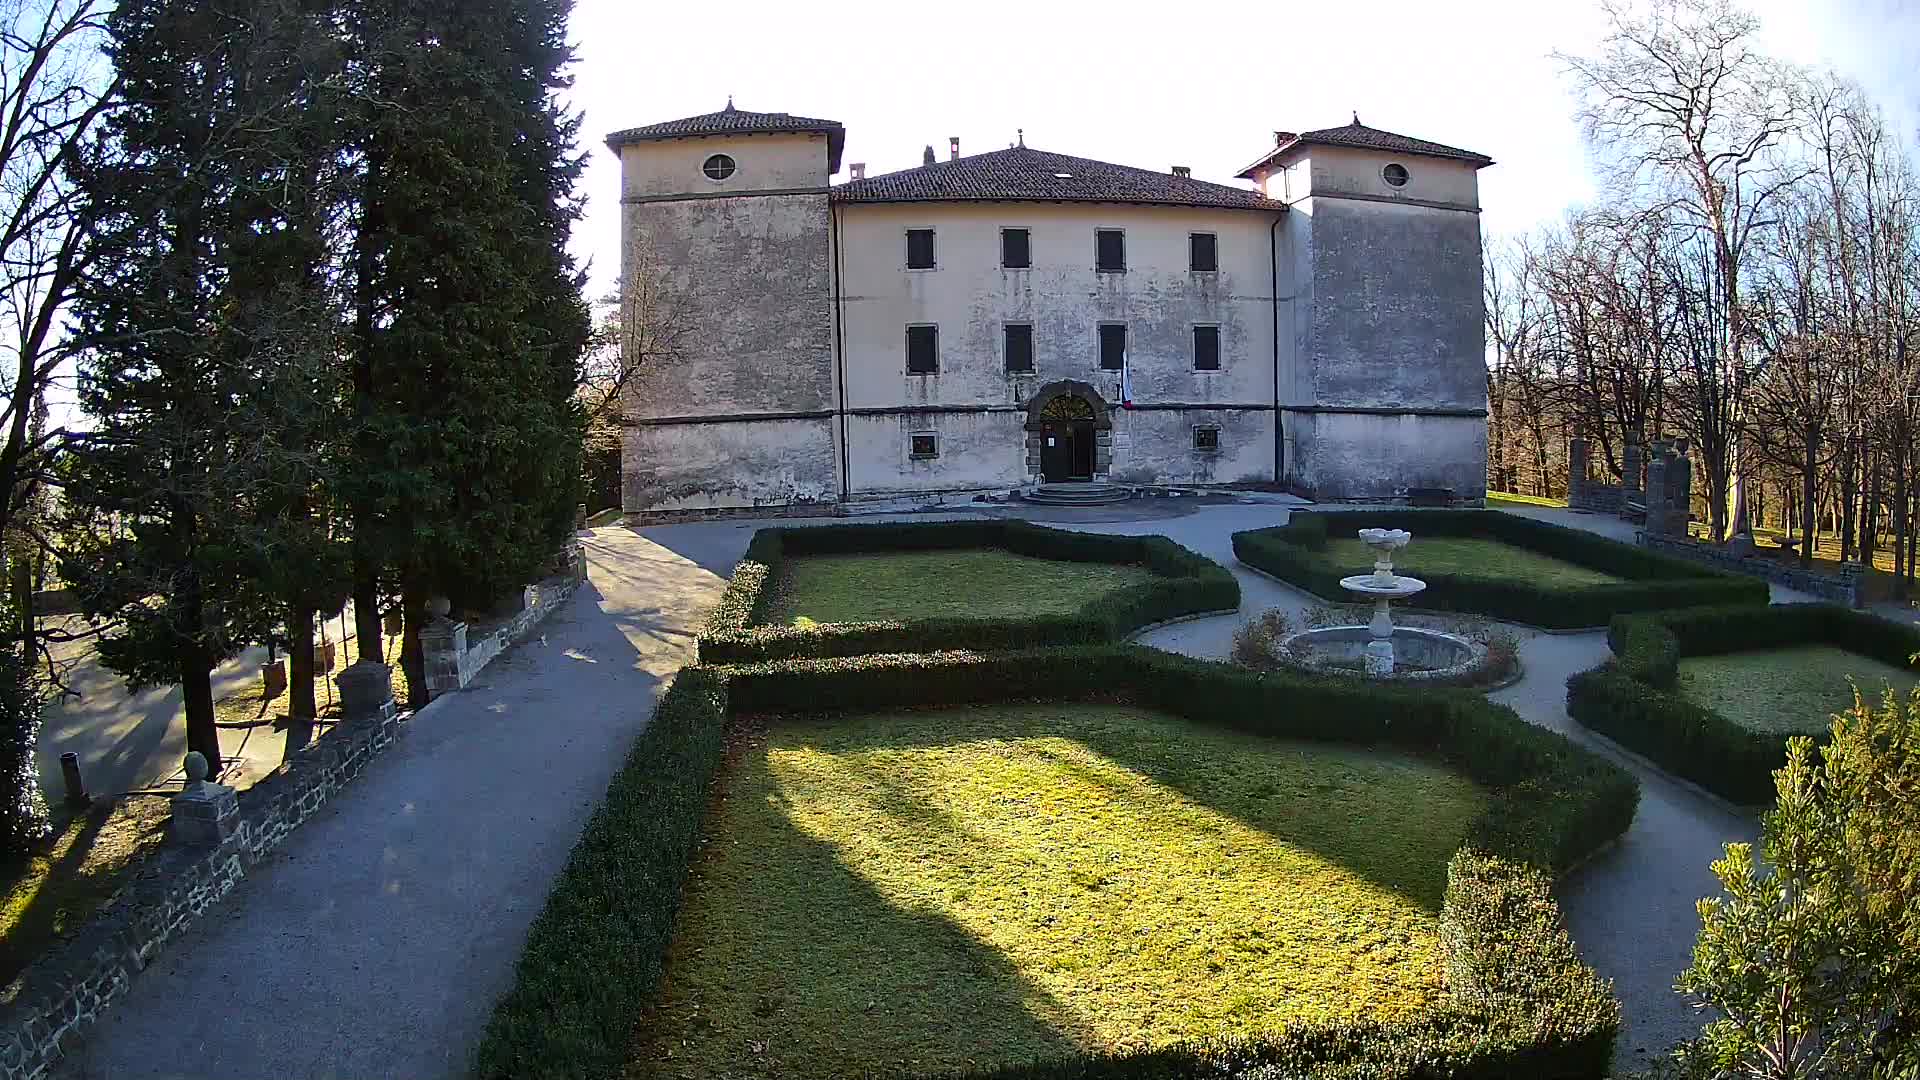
(56, 526, 735, 1080)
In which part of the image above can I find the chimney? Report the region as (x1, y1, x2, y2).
(923, 144, 935, 165)
(850, 163, 866, 180)
(1171, 165, 1191, 178)
(949, 137, 960, 160)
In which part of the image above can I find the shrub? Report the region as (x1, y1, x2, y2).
(1568, 603, 1920, 805)
(699, 520, 1240, 663)
(1229, 608, 1293, 669)
(476, 646, 1634, 1080)
(1233, 510, 1768, 629)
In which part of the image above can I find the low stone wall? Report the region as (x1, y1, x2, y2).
(0, 704, 406, 1080)
(0, 549, 587, 1079)
(1568, 482, 1625, 513)
(421, 555, 584, 697)
(1639, 531, 1864, 607)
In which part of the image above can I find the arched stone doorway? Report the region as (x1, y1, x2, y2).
(1024, 381, 1111, 483)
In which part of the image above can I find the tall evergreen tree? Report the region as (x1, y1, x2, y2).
(341, 0, 587, 703)
(62, 0, 345, 772)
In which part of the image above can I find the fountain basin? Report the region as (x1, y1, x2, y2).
(1274, 625, 1486, 684)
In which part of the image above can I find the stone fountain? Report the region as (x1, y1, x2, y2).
(1275, 527, 1484, 682)
(1341, 528, 1426, 675)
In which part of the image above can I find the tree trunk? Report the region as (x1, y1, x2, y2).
(1800, 425, 1819, 567)
(400, 583, 427, 709)
(180, 645, 220, 776)
(353, 578, 380, 664)
(1863, 456, 1881, 569)
(1840, 440, 1857, 563)
(285, 603, 316, 759)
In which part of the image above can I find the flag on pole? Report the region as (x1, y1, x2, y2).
(1120, 348, 1135, 410)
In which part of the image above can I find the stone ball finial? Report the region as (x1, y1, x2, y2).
(427, 595, 451, 620)
(184, 751, 209, 784)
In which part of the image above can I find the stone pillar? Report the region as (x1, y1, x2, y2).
(1621, 438, 1644, 509)
(171, 751, 239, 845)
(1567, 438, 1590, 508)
(1645, 445, 1670, 536)
(1667, 447, 1692, 536)
(418, 617, 468, 697)
(336, 661, 397, 723)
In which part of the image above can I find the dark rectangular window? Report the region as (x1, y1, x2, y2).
(1004, 323, 1034, 372)
(1099, 324, 1126, 370)
(906, 325, 937, 373)
(1190, 232, 1218, 272)
(910, 433, 938, 458)
(1002, 228, 1031, 269)
(1095, 229, 1125, 272)
(906, 228, 936, 270)
(1193, 326, 1221, 370)
(1194, 427, 1220, 451)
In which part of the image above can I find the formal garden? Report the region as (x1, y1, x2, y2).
(471, 520, 1641, 1080)
(1568, 603, 1920, 805)
(1233, 509, 1767, 629)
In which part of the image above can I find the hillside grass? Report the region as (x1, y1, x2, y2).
(1678, 644, 1920, 736)
(759, 550, 1159, 626)
(633, 702, 1487, 1079)
(1322, 536, 1623, 589)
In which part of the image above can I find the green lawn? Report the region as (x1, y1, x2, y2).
(1678, 645, 1920, 736)
(1485, 491, 1568, 509)
(634, 703, 1487, 1079)
(759, 549, 1158, 626)
(1323, 536, 1623, 589)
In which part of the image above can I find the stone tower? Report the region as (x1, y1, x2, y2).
(1240, 119, 1492, 501)
(606, 104, 844, 513)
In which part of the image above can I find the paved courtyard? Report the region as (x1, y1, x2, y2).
(57, 499, 1776, 1074)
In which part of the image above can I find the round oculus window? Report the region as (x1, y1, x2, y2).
(1382, 162, 1410, 188)
(702, 153, 736, 181)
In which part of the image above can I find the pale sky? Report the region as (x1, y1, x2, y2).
(565, 0, 1920, 303)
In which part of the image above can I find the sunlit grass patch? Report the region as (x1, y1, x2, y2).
(1324, 535, 1623, 589)
(1678, 644, 1920, 736)
(635, 703, 1486, 1079)
(759, 549, 1158, 626)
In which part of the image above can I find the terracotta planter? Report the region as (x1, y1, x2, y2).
(261, 659, 287, 699)
(315, 641, 337, 673)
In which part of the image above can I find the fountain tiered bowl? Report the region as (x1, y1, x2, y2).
(1275, 526, 1482, 681)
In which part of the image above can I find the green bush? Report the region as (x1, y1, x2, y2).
(0, 644, 49, 855)
(1233, 510, 1768, 629)
(1568, 603, 1920, 805)
(476, 646, 1636, 1080)
(699, 521, 1240, 663)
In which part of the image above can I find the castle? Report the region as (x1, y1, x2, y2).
(607, 103, 1491, 515)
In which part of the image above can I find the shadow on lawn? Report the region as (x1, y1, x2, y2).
(638, 782, 1085, 1078)
(769, 704, 1469, 914)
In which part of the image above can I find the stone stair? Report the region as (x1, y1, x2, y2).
(1021, 482, 1132, 506)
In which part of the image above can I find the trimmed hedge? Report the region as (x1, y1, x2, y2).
(1233, 509, 1768, 629)
(699, 520, 1240, 663)
(1567, 603, 1920, 805)
(475, 647, 1637, 1080)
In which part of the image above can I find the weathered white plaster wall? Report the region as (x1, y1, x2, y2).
(620, 131, 835, 199)
(617, 132, 842, 512)
(1289, 412, 1487, 499)
(835, 200, 1286, 493)
(625, 418, 839, 511)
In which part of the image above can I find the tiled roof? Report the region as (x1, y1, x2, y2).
(1236, 119, 1493, 178)
(604, 102, 845, 171)
(832, 146, 1277, 211)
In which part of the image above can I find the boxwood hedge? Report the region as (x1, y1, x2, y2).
(1232, 509, 1767, 629)
(1566, 602, 1920, 804)
(474, 647, 1638, 1080)
(699, 520, 1241, 663)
